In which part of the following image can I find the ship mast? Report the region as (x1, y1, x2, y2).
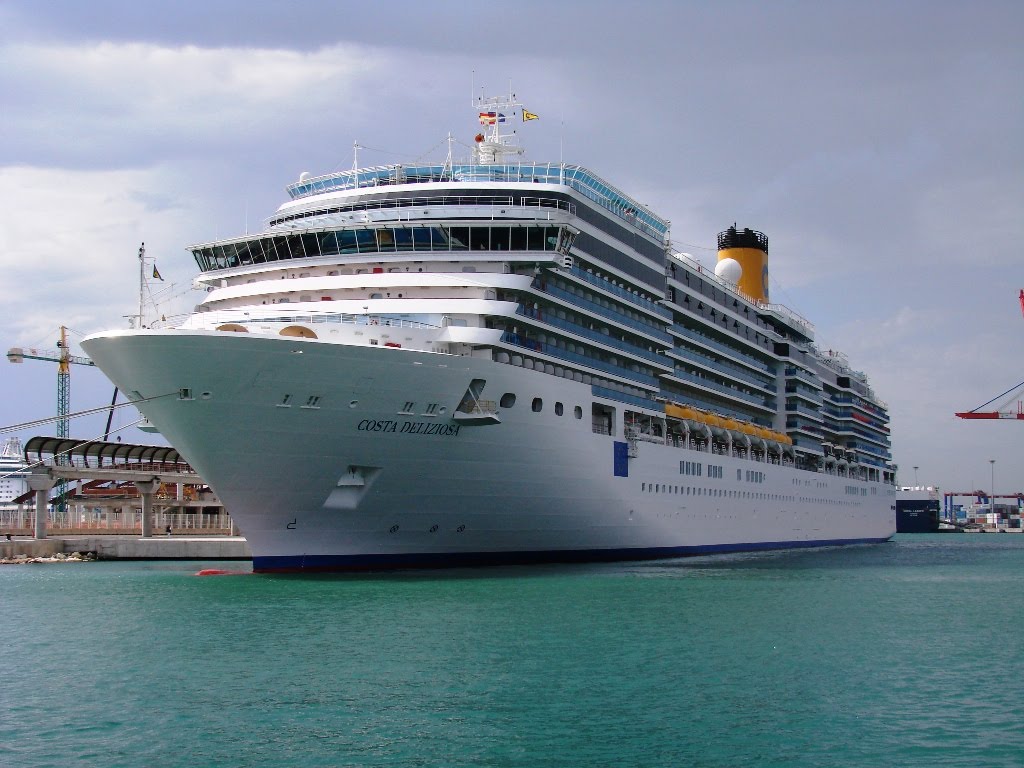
(137, 242, 146, 328)
(473, 85, 525, 165)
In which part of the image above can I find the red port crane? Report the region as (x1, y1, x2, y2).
(955, 290, 1024, 420)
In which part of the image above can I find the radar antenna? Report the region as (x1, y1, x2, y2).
(473, 85, 527, 165)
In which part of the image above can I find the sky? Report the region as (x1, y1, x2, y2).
(1, 0, 1021, 497)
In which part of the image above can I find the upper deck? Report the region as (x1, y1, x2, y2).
(283, 162, 670, 240)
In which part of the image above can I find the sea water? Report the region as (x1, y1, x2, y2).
(2, 534, 1022, 767)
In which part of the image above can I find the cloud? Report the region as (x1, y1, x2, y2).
(0, 41, 386, 168)
(0, 164, 207, 342)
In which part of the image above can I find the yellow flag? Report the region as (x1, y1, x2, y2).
(523, 109, 539, 122)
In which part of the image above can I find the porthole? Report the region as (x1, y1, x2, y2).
(555, 402, 564, 416)
(574, 406, 582, 419)
(349, 400, 359, 408)
(532, 397, 543, 412)
(500, 393, 516, 408)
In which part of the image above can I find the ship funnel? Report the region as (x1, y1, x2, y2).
(717, 225, 769, 302)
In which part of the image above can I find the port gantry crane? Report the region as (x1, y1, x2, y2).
(7, 326, 97, 515)
(955, 290, 1024, 421)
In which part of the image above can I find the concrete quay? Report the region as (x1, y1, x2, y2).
(1, 535, 251, 562)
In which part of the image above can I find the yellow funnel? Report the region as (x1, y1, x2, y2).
(717, 225, 769, 302)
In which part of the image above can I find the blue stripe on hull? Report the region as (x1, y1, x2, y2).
(252, 537, 893, 573)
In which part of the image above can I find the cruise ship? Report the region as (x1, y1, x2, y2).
(82, 92, 897, 572)
(1, 437, 31, 513)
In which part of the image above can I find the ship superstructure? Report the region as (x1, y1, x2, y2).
(83, 91, 896, 571)
(0, 437, 30, 511)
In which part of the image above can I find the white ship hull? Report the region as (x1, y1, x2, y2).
(83, 330, 895, 571)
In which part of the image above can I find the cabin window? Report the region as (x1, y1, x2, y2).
(491, 227, 511, 251)
(394, 228, 414, 251)
(412, 228, 432, 250)
(470, 227, 490, 250)
(448, 227, 469, 250)
(376, 229, 396, 251)
(337, 230, 359, 253)
(532, 398, 543, 413)
(500, 393, 516, 408)
(429, 227, 449, 249)
(354, 230, 376, 252)
(318, 232, 340, 255)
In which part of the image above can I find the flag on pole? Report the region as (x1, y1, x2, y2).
(153, 265, 163, 281)
(522, 109, 539, 122)
(478, 112, 506, 125)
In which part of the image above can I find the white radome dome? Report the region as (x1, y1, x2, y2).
(715, 257, 742, 285)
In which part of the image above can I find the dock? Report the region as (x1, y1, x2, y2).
(1, 535, 251, 563)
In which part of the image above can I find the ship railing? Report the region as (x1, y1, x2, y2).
(669, 368, 772, 408)
(590, 386, 664, 412)
(267, 194, 576, 228)
(784, 367, 821, 388)
(566, 265, 673, 319)
(758, 302, 815, 337)
(285, 162, 670, 239)
(516, 306, 670, 367)
(671, 325, 777, 375)
(674, 347, 775, 390)
(501, 332, 660, 388)
(182, 310, 437, 331)
(537, 282, 672, 343)
(149, 313, 192, 330)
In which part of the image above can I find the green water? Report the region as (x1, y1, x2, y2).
(2, 534, 1022, 767)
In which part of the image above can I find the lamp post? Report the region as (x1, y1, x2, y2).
(913, 466, 919, 487)
(990, 459, 996, 527)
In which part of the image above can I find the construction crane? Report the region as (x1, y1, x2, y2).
(7, 327, 97, 518)
(7, 326, 96, 438)
(955, 290, 1024, 421)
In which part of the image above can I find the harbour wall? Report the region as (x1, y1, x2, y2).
(1, 536, 251, 561)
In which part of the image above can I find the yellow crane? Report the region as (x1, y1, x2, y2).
(7, 326, 96, 439)
(7, 326, 96, 516)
